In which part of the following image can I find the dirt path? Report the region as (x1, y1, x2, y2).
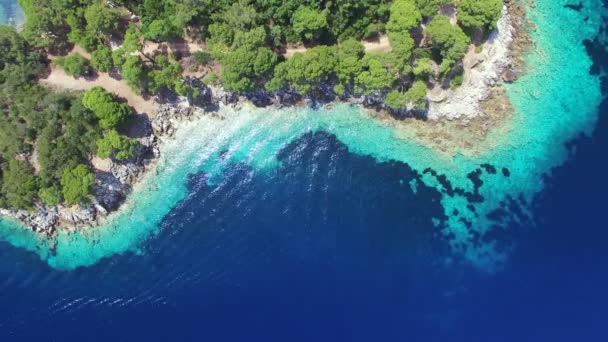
(41, 66, 157, 116)
(283, 45, 308, 58)
(142, 39, 205, 57)
(283, 34, 392, 58)
(361, 35, 392, 54)
(29, 144, 41, 175)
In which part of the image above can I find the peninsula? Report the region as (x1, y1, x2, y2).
(1, 0, 522, 235)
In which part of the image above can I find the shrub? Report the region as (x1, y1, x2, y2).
(91, 46, 113, 72)
(61, 164, 94, 205)
(450, 74, 464, 89)
(82, 87, 133, 129)
(54, 53, 90, 77)
(194, 51, 213, 65)
(96, 130, 138, 160)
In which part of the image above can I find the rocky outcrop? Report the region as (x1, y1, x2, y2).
(0, 207, 59, 235)
(427, 6, 515, 120)
(58, 205, 96, 226)
(0, 104, 161, 235)
(152, 102, 199, 136)
(94, 171, 125, 211)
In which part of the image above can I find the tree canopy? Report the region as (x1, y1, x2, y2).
(0, 26, 104, 210)
(387, 0, 422, 33)
(91, 45, 113, 73)
(292, 6, 328, 41)
(96, 130, 139, 161)
(458, 0, 503, 30)
(425, 15, 471, 69)
(54, 53, 90, 77)
(61, 164, 94, 205)
(82, 87, 133, 129)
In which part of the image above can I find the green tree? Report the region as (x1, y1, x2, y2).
(54, 53, 89, 77)
(415, 0, 451, 18)
(207, 22, 234, 47)
(387, 0, 422, 33)
(270, 46, 337, 95)
(338, 39, 365, 60)
(150, 56, 183, 93)
(403, 80, 428, 109)
(335, 39, 365, 88)
(61, 164, 94, 205)
(0, 26, 42, 71)
(425, 15, 470, 64)
(387, 32, 415, 69)
(336, 56, 363, 87)
(220, 28, 278, 92)
(39, 186, 63, 206)
(91, 45, 113, 72)
(144, 18, 181, 42)
(458, 0, 503, 30)
(221, 48, 258, 92)
(384, 89, 407, 110)
(384, 80, 428, 110)
(122, 25, 144, 53)
(265, 62, 289, 92)
(292, 6, 328, 41)
(413, 58, 434, 79)
(19, 0, 71, 50)
(82, 87, 133, 129)
(121, 55, 147, 93)
(96, 130, 139, 160)
(232, 26, 267, 49)
(84, 3, 120, 35)
(82, 86, 114, 111)
(194, 51, 213, 66)
(253, 47, 278, 76)
(356, 56, 397, 95)
(215, 0, 260, 32)
(202, 72, 219, 86)
(1, 160, 38, 209)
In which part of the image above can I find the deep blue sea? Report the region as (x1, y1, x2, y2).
(2, 2, 608, 341)
(1, 98, 607, 341)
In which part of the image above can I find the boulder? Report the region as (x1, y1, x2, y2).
(59, 205, 96, 225)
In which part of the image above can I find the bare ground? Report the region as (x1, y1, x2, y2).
(41, 65, 158, 116)
(283, 34, 392, 58)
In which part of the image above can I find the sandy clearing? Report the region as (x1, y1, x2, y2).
(142, 40, 205, 57)
(41, 66, 158, 116)
(361, 35, 392, 54)
(283, 34, 392, 58)
(283, 45, 308, 58)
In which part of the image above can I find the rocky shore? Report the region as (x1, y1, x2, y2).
(0, 87, 236, 235)
(427, 6, 516, 120)
(0, 2, 528, 236)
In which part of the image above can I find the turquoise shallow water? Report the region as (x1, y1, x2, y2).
(0, 0, 605, 271)
(0, 0, 24, 26)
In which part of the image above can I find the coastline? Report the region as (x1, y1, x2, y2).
(3, 0, 604, 272)
(426, 6, 516, 121)
(0, 3, 524, 236)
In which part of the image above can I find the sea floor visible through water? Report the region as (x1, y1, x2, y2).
(1, 0, 608, 340)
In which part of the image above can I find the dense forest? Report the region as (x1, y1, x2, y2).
(18, 0, 503, 106)
(0, 26, 136, 210)
(1, 0, 503, 211)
